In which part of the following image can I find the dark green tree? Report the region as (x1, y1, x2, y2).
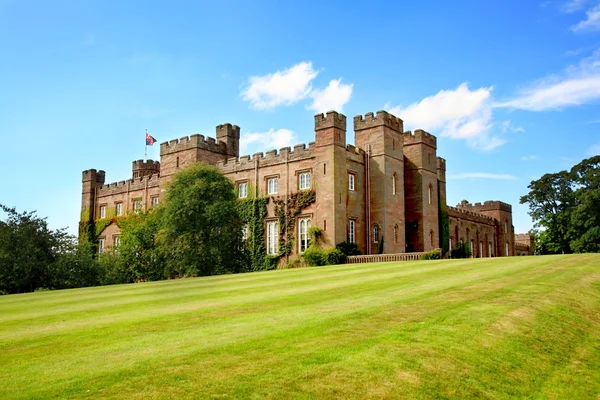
(160, 163, 245, 276)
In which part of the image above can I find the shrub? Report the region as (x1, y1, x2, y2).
(420, 249, 442, 260)
(308, 226, 323, 245)
(325, 248, 346, 265)
(336, 241, 362, 256)
(303, 246, 327, 266)
(451, 241, 472, 259)
(284, 258, 305, 269)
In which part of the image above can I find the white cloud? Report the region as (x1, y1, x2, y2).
(307, 79, 353, 113)
(572, 4, 600, 31)
(239, 128, 296, 154)
(385, 83, 505, 150)
(496, 49, 600, 110)
(501, 120, 525, 133)
(241, 62, 318, 110)
(448, 172, 518, 180)
(521, 155, 538, 161)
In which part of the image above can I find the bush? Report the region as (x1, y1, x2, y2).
(325, 248, 346, 265)
(303, 246, 327, 266)
(336, 241, 362, 256)
(284, 258, 305, 269)
(420, 249, 442, 260)
(451, 241, 472, 259)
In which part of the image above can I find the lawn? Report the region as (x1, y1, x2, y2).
(1, 254, 599, 399)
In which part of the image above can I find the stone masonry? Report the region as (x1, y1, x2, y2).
(81, 110, 532, 257)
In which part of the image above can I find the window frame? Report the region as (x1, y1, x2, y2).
(266, 220, 278, 255)
(298, 172, 311, 190)
(348, 219, 356, 243)
(373, 224, 379, 243)
(348, 173, 355, 191)
(133, 198, 142, 214)
(98, 238, 105, 254)
(151, 196, 159, 207)
(238, 182, 248, 199)
(298, 217, 311, 253)
(99, 205, 107, 219)
(115, 202, 123, 217)
(267, 177, 278, 195)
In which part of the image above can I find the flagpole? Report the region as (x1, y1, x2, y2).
(144, 128, 148, 162)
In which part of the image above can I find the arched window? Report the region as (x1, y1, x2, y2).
(393, 224, 398, 244)
(392, 173, 397, 195)
(373, 225, 380, 243)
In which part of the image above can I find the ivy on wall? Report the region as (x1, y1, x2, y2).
(236, 197, 272, 271)
(439, 202, 450, 255)
(273, 189, 316, 257)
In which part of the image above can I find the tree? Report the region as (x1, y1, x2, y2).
(520, 155, 600, 254)
(160, 163, 245, 276)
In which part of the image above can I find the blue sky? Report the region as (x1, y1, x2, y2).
(1, 0, 599, 236)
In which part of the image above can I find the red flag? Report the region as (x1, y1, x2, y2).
(146, 132, 157, 146)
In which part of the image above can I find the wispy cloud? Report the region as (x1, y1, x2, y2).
(239, 128, 296, 154)
(448, 172, 518, 180)
(587, 142, 600, 155)
(241, 62, 318, 110)
(496, 49, 600, 110)
(572, 4, 600, 31)
(520, 155, 538, 161)
(563, 0, 588, 13)
(385, 83, 505, 150)
(501, 120, 525, 133)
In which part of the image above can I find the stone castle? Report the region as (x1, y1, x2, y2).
(81, 110, 534, 258)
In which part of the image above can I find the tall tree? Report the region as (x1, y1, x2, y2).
(160, 163, 246, 276)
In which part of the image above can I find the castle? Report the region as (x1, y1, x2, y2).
(81, 110, 534, 258)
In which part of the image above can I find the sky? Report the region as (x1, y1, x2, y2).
(1, 0, 599, 236)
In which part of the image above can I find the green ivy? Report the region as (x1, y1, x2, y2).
(236, 197, 270, 271)
(439, 201, 450, 255)
(273, 189, 316, 256)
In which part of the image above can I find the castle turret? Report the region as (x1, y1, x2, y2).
(216, 123, 240, 157)
(354, 110, 405, 254)
(403, 129, 439, 252)
(132, 159, 160, 179)
(314, 111, 350, 248)
(81, 169, 105, 237)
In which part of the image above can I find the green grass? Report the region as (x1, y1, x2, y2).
(1, 255, 599, 399)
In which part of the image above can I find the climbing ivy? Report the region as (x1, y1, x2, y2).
(439, 201, 450, 255)
(236, 197, 273, 271)
(273, 189, 316, 256)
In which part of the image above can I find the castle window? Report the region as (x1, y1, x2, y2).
(470, 240, 474, 258)
(266, 221, 278, 255)
(428, 185, 432, 205)
(449, 236, 452, 250)
(238, 182, 248, 198)
(114, 236, 121, 249)
(430, 230, 435, 248)
(394, 224, 398, 244)
(133, 199, 142, 214)
(298, 217, 311, 253)
(504, 221, 507, 234)
(98, 238, 105, 254)
(373, 225, 379, 243)
(151, 197, 159, 207)
(392, 173, 397, 195)
(479, 241, 483, 258)
(242, 224, 249, 242)
(348, 220, 356, 243)
(99, 205, 106, 219)
(299, 172, 310, 190)
(176, 157, 180, 169)
(489, 242, 492, 257)
(267, 178, 278, 195)
(505, 242, 509, 256)
(115, 203, 123, 217)
(348, 173, 355, 191)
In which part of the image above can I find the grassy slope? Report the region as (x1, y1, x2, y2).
(0, 255, 599, 399)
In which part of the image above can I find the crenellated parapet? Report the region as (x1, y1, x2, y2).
(132, 159, 160, 179)
(458, 199, 512, 213)
(447, 205, 496, 225)
(353, 110, 403, 132)
(215, 143, 316, 174)
(315, 111, 346, 131)
(82, 169, 106, 184)
(160, 134, 227, 156)
(216, 123, 240, 139)
(403, 129, 437, 148)
(436, 157, 446, 171)
(97, 173, 160, 196)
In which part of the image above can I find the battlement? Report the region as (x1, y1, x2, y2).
(353, 110, 403, 132)
(447, 205, 496, 225)
(216, 123, 240, 139)
(403, 129, 437, 148)
(97, 173, 160, 196)
(82, 169, 106, 184)
(457, 199, 512, 213)
(315, 111, 347, 131)
(436, 157, 446, 170)
(345, 144, 365, 155)
(515, 232, 534, 242)
(160, 133, 227, 156)
(214, 142, 315, 173)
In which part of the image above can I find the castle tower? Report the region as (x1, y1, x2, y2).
(403, 129, 439, 252)
(437, 157, 447, 249)
(354, 111, 405, 254)
(132, 159, 160, 179)
(80, 169, 105, 235)
(314, 111, 350, 248)
(216, 123, 240, 158)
